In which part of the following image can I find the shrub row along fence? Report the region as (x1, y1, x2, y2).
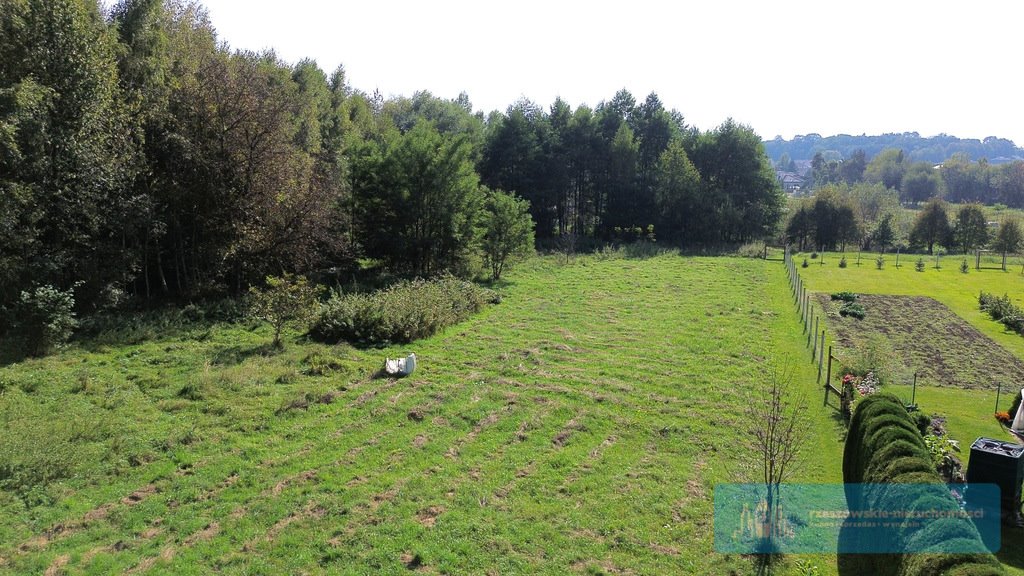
(979, 291, 1024, 336)
(784, 246, 842, 409)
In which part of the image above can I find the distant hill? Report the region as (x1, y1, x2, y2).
(763, 132, 1024, 164)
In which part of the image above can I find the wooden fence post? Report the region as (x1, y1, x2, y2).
(812, 316, 819, 361)
(817, 331, 825, 382)
(826, 346, 833, 390)
(806, 304, 812, 345)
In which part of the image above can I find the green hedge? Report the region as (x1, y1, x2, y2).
(842, 393, 1004, 576)
(979, 291, 1024, 335)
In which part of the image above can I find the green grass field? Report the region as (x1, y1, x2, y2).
(0, 254, 844, 575)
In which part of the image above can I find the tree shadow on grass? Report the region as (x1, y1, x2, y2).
(825, 402, 850, 443)
(0, 339, 27, 367)
(836, 517, 900, 576)
(752, 553, 779, 575)
(477, 277, 516, 291)
(211, 342, 281, 366)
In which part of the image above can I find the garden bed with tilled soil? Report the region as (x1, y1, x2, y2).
(817, 293, 1024, 390)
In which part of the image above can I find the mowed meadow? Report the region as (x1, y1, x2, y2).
(0, 254, 843, 575)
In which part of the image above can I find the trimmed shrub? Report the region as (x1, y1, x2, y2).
(863, 440, 932, 483)
(865, 456, 938, 485)
(944, 564, 1006, 576)
(862, 413, 924, 442)
(311, 275, 498, 347)
(902, 549, 1003, 576)
(842, 393, 1004, 575)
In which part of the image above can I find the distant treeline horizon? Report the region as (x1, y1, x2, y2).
(765, 132, 1023, 166)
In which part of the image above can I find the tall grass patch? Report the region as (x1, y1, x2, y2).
(310, 275, 498, 347)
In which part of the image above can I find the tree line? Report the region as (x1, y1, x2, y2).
(801, 148, 1024, 207)
(786, 187, 1023, 260)
(0, 0, 782, 323)
(479, 94, 781, 247)
(783, 144, 1024, 259)
(766, 132, 1022, 166)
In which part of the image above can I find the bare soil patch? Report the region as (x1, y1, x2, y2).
(818, 294, 1024, 389)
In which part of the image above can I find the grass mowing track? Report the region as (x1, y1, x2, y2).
(0, 253, 846, 574)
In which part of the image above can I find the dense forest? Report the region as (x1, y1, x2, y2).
(765, 133, 1023, 165)
(0, 0, 782, 321)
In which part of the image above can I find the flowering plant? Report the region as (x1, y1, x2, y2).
(856, 372, 879, 395)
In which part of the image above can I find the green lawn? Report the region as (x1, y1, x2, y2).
(0, 254, 843, 575)
(795, 249, 1024, 574)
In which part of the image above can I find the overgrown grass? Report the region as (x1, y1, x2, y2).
(310, 275, 499, 347)
(0, 254, 846, 574)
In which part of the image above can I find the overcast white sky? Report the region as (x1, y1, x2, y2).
(197, 0, 1023, 146)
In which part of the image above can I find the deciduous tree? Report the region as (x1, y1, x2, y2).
(481, 189, 535, 281)
(909, 199, 952, 254)
(249, 274, 320, 348)
(654, 140, 702, 244)
(864, 148, 906, 191)
(951, 204, 989, 254)
(993, 219, 1023, 261)
(0, 0, 138, 308)
(900, 162, 942, 204)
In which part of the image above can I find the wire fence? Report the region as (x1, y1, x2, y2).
(784, 246, 842, 409)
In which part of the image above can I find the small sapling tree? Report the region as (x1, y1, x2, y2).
(993, 219, 1023, 272)
(745, 365, 808, 554)
(249, 274, 320, 348)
